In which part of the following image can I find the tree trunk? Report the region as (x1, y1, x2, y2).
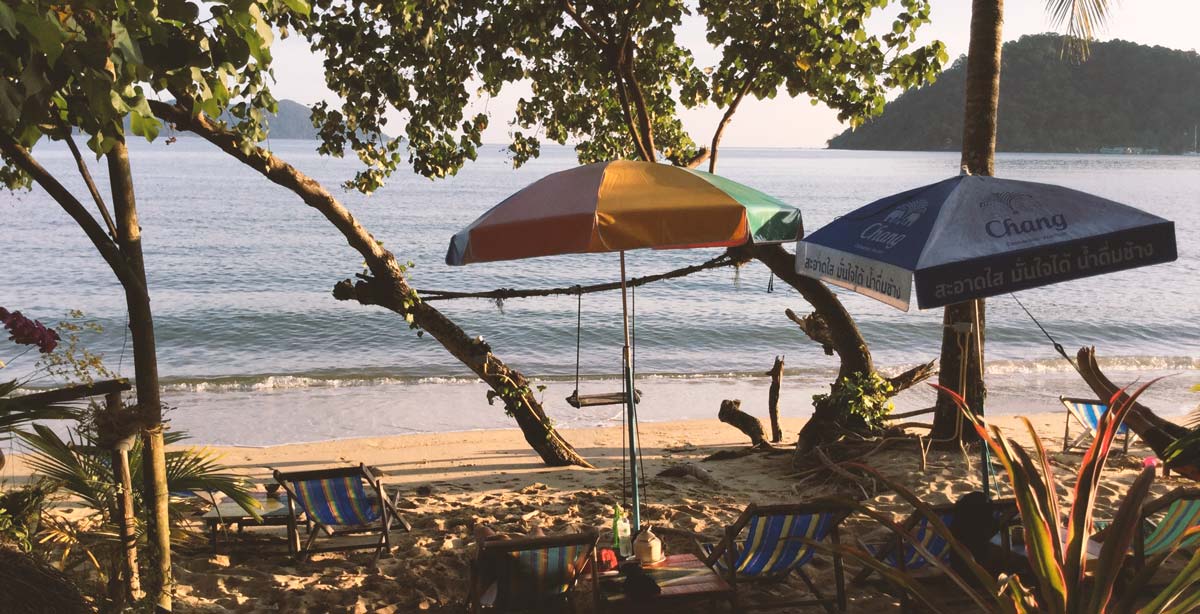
(151, 102, 590, 468)
(749, 244, 877, 453)
(106, 392, 141, 606)
(717, 399, 768, 446)
(107, 140, 172, 611)
(932, 0, 1003, 441)
(766, 356, 784, 443)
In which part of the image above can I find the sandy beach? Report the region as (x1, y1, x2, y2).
(11, 410, 1181, 613)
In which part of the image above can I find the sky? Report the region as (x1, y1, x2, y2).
(267, 1, 1200, 149)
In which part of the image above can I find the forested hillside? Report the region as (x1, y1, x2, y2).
(828, 34, 1200, 154)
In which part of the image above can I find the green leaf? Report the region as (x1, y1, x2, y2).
(280, 0, 311, 17)
(0, 3, 16, 35)
(111, 20, 143, 65)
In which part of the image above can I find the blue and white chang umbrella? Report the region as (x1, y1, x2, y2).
(796, 175, 1177, 311)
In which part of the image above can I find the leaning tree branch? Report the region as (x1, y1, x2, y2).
(1075, 346, 1191, 459)
(150, 99, 592, 468)
(709, 61, 764, 174)
(416, 252, 747, 301)
(0, 132, 142, 294)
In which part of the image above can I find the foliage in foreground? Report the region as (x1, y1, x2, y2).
(822, 381, 1200, 613)
(20, 424, 258, 529)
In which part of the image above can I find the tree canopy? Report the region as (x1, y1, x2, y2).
(295, 0, 947, 189)
(0, 0, 304, 189)
(828, 34, 1200, 154)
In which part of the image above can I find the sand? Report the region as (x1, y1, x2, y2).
(7, 412, 1187, 613)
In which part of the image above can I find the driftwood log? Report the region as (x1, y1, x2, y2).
(766, 356, 785, 443)
(718, 399, 768, 446)
(1075, 347, 1199, 480)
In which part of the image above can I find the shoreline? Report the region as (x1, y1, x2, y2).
(145, 365, 1198, 448)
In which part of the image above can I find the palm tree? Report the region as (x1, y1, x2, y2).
(931, 0, 1113, 441)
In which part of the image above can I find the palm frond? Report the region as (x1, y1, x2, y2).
(1045, 0, 1114, 58)
(17, 424, 114, 514)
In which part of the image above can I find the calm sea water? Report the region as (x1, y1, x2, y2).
(3, 140, 1198, 445)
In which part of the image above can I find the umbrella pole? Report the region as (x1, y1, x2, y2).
(973, 300, 991, 500)
(620, 251, 641, 531)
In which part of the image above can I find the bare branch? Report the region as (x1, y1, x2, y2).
(64, 133, 119, 240)
(785, 308, 835, 356)
(884, 360, 937, 395)
(417, 252, 746, 301)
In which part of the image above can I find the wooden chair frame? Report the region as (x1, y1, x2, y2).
(1061, 396, 1135, 455)
(700, 501, 851, 613)
(467, 529, 600, 614)
(852, 498, 1019, 584)
(273, 463, 412, 563)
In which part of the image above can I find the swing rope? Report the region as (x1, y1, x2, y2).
(574, 286, 583, 398)
(632, 284, 646, 497)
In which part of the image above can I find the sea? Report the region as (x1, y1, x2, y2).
(3, 140, 1198, 446)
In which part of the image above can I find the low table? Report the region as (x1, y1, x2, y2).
(201, 493, 298, 553)
(598, 553, 733, 611)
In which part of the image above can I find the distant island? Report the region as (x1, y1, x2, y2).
(254, 99, 322, 140)
(827, 34, 1200, 155)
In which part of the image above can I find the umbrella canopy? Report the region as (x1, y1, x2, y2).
(446, 160, 802, 265)
(796, 175, 1177, 311)
(446, 160, 803, 533)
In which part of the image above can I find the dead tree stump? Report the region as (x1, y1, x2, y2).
(766, 356, 785, 443)
(718, 399, 768, 446)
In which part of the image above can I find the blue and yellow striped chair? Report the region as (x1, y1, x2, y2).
(1134, 487, 1200, 567)
(469, 530, 599, 614)
(700, 502, 851, 613)
(274, 464, 411, 562)
(1061, 396, 1136, 455)
(854, 498, 1018, 582)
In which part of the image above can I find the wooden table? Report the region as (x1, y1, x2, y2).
(598, 553, 733, 611)
(201, 493, 298, 553)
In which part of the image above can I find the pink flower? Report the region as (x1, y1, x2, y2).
(0, 307, 60, 354)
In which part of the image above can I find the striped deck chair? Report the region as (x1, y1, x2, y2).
(273, 464, 411, 562)
(468, 530, 599, 614)
(1133, 487, 1200, 567)
(853, 498, 1018, 582)
(1061, 396, 1135, 454)
(700, 502, 851, 613)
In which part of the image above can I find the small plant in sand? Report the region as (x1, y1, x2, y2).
(812, 371, 896, 431)
(822, 381, 1200, 613)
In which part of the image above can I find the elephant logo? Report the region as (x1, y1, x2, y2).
(884, 199, 927, 228)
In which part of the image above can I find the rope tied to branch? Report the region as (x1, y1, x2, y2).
(1010, 293, 1079, 373)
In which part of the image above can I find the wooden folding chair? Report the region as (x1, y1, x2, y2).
(852, 498, 1018, 584)
(699, 501, 851, 613)
(274, 463, 411, 562)
(468, 529, 599, 614)
(1061, 396, 1136, 455)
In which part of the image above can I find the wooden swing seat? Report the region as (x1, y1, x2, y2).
(566, 389, 642, 408)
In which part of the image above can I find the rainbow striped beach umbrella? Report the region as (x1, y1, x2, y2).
(446, 160, 802, 531)
(446, 160, 802, 265)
